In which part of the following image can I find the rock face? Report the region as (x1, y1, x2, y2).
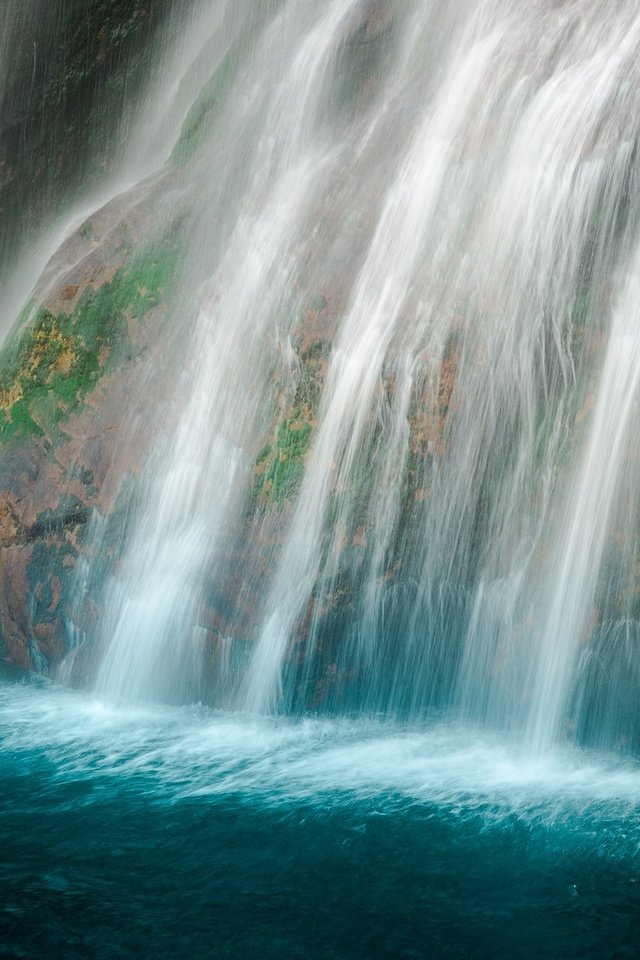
(0, 169, 187, 675)
(0, 0, 440, 694)
(0, 0, 172, 278)
(0, 193, 342, 681)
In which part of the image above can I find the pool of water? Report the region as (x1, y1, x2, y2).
(1, 679, 640, 958)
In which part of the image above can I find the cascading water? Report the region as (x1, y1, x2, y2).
(527, 247, 640, 753)
(2, 0, 640, 742)
(95, 0, 368, 702)
(6, 3, 640, 956)
(67, 0, 640, 756)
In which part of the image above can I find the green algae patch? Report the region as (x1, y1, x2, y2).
(78, 220, 96, 242)
(251, 328, 332, 508)
(0, 239, 182, 443)
(253, 409, 314, 506)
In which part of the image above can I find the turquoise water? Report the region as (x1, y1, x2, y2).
(2, 680, 640, 958)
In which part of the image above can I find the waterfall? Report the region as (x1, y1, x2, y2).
(527, 248, 640, 752)
(96, 0, 366, 702)
(8, 7, 640, 957)
(10, 0, 638, 752)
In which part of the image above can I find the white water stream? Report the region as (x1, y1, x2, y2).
(95, 0, 640, 750)
(5, 0, 640, 754)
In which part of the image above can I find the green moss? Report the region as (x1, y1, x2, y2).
(300, 338, 331, 362)
(0, 235, 183, 443)
(5, 399, 43, 440)
(253, 409, 314, 506)
(256, 443, 272, 465)
(79, 220, 96, 241)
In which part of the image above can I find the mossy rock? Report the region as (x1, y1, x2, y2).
(253, 408, 314, 506)
(0, 235, 183, 443)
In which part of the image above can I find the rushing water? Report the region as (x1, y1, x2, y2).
(69, 0, 640, 754)
(3, 1, 640, 953)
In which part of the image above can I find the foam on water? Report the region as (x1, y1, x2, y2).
(3, 681, 639, 842)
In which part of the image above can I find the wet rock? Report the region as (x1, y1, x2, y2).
(0, 170, 187, 674)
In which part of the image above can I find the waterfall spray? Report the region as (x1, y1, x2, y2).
(31, 0, 640, 753)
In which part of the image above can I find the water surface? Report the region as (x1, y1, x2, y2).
(2, 680, 639, 958)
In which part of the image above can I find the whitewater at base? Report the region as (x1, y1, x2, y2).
(2, 679, 640, 958)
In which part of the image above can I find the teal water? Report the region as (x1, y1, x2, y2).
(2, 679, 639, 959)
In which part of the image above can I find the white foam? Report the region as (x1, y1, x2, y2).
(2, 683, 639, 841)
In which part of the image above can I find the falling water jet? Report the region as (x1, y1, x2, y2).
(526, 245, 640, 753)
(95, 0, 367, 703)
(21, 0, 640, 754)
(242, 9, 508, 713)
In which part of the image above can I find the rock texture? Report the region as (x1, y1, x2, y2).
(0, 0, 437, 697)
(0, 170, 186, 674)
(0, 0, 172, 277)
